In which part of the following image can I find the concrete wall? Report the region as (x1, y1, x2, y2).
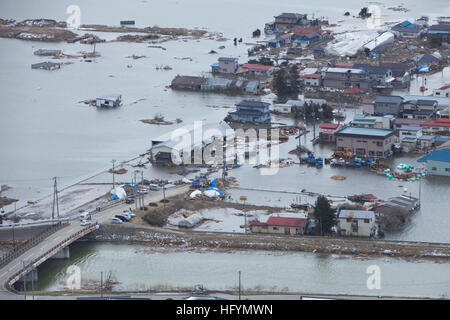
(338, 218, 374, 237)
(426, 159, 450, 176)
(336, 135, 394, 158)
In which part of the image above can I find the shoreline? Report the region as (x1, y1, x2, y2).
(81, 224, 450, 262)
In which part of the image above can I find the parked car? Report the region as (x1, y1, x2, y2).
(80, 212, 91, 221)
(137, 187, 149, 194)
(123, 210, 136, 217)
(149, 184, 160, 191)
(111, 217, 123, 224)
(115, 214, 130, 222)
(120, 212, 133, 220)
(80, 219, 92, 226)
(125, 197, 134, 204)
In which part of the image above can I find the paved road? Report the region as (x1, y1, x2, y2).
(0, 185, 190, 300)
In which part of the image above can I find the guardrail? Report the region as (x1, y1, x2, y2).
(0, 222, 69, 269)
(6, 223, 98, 293)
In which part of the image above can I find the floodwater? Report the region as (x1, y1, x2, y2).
(1, 0, 450, 297)
(33, 242, 450, 298)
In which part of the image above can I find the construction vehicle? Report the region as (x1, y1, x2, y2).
(332, 148, 353, 161)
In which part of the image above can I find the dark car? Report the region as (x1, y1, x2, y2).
(115, 214, 130, 222)
(125, 197, 134, 204)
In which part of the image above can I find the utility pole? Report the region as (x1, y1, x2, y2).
(31, 266, 35, 300)
(238, 271, 241, 300)
(162, 185, 166, 216)
(419, 176, 422, 207)
(51, 177, 60, 225)
(100, 271, 103, 298)
(111, 159, 117, 189)
(23, 261, 27, 300)
(240, 196, 247, 234)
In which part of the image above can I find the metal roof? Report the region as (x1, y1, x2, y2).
(335, 127, 394, 138)
(339, 210, 374, 220)
(417, 149, 450, 163)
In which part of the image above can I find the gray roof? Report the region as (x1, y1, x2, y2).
(236, 100, 270, 108)
(354, 64, 390, 75)
(399, 126, 422, 131)
(339, 210, 374, 220)
(375, 95, 404, 104)
(416, 99, 438, 106)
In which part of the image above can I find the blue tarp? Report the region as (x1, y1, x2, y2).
(210, 178, 217, 187)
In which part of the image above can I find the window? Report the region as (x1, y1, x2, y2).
(376, 142, 383, 147)
(432, 167, 437, 171)
(445, 168, 450, 172)
(364, 219, 370, 223)
(346, 218, 352, 222)
(262, 225, 268, 229)
(273, 227, 279, 231)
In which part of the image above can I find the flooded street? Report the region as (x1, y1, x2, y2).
(34, 242, 450, 298)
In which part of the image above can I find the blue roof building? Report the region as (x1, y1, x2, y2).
(417, 148, 450, 176)
(229, 100, 271, 123)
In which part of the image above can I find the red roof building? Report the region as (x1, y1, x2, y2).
(242, 63, 273, 71)
(249, 216, 307, 235)
(319, 123, 342, 142)
(301, 73, 321, 79)
(335, 62, 354, 68)
(422, 118, 450, 133)
(344, 87, 361, 94)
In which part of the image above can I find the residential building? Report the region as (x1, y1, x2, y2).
(299, 73, 321, 87)
(334, 127, 396, 158)
(249, 216, 307, 235)
(321, 67, 370, 91)
(417, 135, 435, 150)
(433, 85, 450, 98)
(417, 148, 450, 176)
(361, 98, 375, 115)
(379, 62, 411, 88)
(374, 95, 404, 116)
(427, 23, 450, 36)
(240, 63, 274, 77)
(391, 20, 424, 39)
(398, 126, 423, 149)
(393, 118, 424, 129)
(437, 107, 449, 119)
(212, 57, 239, 74)
(376, 195, 420, 213)
(319, 123, 342, 142)
(413, 53, 443, 65)
(421, 118, 450, 134)
(271, 103, 293, 114)
(422, 118, 450, 134)
(31, 61, 61, 70)
(337, 210, 375, 237)
(229, 100, 271, 123)
(150, 122, 233, 166)
(96, 95, 122, 108)
(273, 13, 310, 32)
(353, 64, 394, 87)
(351, 114, 391, 129)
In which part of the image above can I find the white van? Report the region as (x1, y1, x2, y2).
(80, 212, 91, 221)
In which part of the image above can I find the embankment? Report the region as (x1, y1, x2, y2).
(83, 224, 450, 261)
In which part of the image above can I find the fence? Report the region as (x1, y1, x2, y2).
(6, 223, 98, 293)
(0, 222, 68, 269)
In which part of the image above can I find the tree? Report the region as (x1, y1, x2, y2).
(272, 65, 300, 102)
(313, 195, 336, 235)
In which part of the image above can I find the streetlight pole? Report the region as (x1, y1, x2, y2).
(111, 159, 116, 189)
(100, 271, 103, 298)
(23, 261, 27, 300)
(162, 185, 166, 216)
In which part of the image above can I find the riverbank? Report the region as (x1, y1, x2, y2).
(83, 224, 450, 261)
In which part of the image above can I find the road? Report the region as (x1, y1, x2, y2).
(0, 184, 190, 300)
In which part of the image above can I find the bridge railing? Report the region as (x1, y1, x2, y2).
(0, 222, 69, 269)
(6, 223, 98, 292)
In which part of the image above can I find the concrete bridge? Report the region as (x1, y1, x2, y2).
(0, 184, 190, 299)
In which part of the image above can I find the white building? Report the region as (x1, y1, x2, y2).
(96, 95, 122, 108)
(337, 210, 375, 237)
(433, 85, 450, 98)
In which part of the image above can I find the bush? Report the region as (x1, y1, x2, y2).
(142, 210, 167, 227)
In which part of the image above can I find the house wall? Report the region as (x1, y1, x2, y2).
(218, 60, 237, 74)
(374, 102, 402, 116)
(335, 135, 394, 158)
(250, 225, 305, 235)
(426, 159, 450, 176)
(338, 218, 374, 237)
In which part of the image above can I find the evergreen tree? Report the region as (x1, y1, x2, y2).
(313, 195, 336, 235)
